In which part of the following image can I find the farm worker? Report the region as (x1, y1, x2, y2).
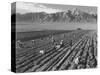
(74, 57, 79, 65)
(39, 50, 44, 54)
(16, 41, 20, 49)
(37, 48, 44, 54)
(69, 40, 72, 47)
(60, 40, 63, 44)
(54, 40, 64, 50)
(60, 40, 64, 47)
(50, 35, 55, 45)
(16, 40, 24, 48)
(31, 40, 35, 48)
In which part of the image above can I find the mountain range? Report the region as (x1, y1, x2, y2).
(12, 9, 97, 23)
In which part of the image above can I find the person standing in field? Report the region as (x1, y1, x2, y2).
(68, 39, 73, 52)
(69, 39, 72, 47)
(31, 40, 36, 48)
(49, 35, 55, 44)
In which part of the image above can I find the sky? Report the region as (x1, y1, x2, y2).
(16, 2, 97, 14)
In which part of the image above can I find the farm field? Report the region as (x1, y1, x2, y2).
(16, 30, 97, 73)
(16, 30, 73, 41)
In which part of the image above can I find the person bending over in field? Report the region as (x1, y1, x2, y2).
(37, 48, 45, 54)
(53, 40, 64, 50)
(16, 40, 24, 49)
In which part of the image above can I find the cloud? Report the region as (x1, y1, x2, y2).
(16, 2, 62, 14)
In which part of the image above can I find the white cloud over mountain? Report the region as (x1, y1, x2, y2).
(16, 2, 63, 14)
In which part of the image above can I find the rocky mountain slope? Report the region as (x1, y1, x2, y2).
(12, 9, 97, 23)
